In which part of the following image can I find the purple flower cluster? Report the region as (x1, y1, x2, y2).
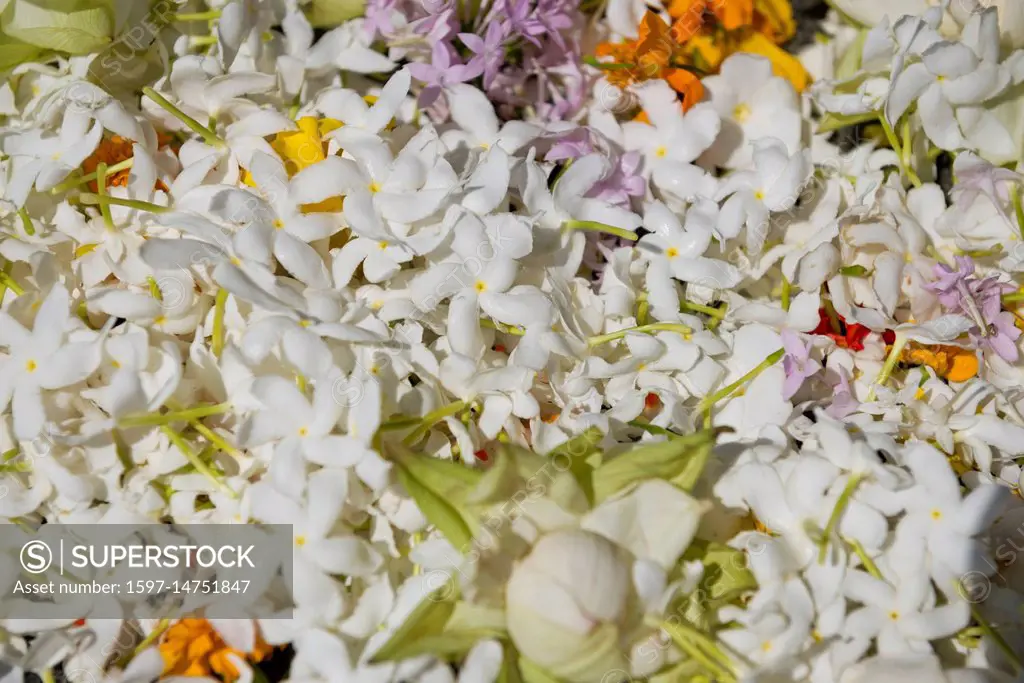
(365, 0, 589, 121)
(926, 255, 1021, 362)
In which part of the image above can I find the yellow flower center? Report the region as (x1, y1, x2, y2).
(888, 611, 900, 621)
(273, 218, 284, 230)
(655, 146, 668, 158)
(666, 246, 679, 258)
(754, 189, 766, 201)
(368, 181, 381, 193)
(298, 426, 309, 437)
(295, 535, 307, 546)
(378, 241, 389, 250)
(24, 359, 37, 373)
(474, 280, 487, 293)
(733, 103, 752, 122)
(931, 509, 942, 521)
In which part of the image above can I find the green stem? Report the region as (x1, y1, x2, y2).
(96, 162, 114, 229)
(563, 219, 638, 242)
(51, 158, 134, 194)
(969, 603, 1023, 675)
(0, 264, 24, 297)
(582, 55, 635, 70)
(680, 300, 726, 319)
(781, 276, 791, 312)
(879, 114, 923, 188)
(846, 537, 883, 580)
(652, 617, 737, 682)
(1013, 185, 1024, 242)
(17, 208, 34, 236)
(480, 318, 525, 336)
(866, 333, 907, 402)
(403, 400, 468, 445)
(696, 348, 785, 414)
(588, 322, 692, 347)
(1003, 292, 1024, 303)
(190, 35, 219, 47)
(118, 403, 232, 429)
(142, 86, 224, 148)
(161, 426, 237, 499)
(173, 10, 222, 20)
(192, 421, 241, 457)
(379, 415, 423, 432)
(819, 473, 863, 563)
(78, 194, 169, 214)
(636, 292, 650, 326)
(212, 288, 228, 357)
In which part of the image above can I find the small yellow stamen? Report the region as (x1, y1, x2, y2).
(368, 181, 381, 193)
(666, 246, 679, 258)
(655, 146, 668, 158)
(272, 219, 284, 230)
(298, 426, 309, 437)
(888, 611, 900, 621)
(24, 359, 37, 373)
(733, 103, 752, 123)
(474, 280, 487, 293)
(930, 509, 942, 521)
(378, 241, 389, 250)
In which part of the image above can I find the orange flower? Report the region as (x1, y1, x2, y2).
(898, 343, 980, 384)
(595, 11, 706, 107)
(81, 133, 175, 192)
(159, 619, 273, 682)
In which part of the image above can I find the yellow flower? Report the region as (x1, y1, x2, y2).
(159, 619, 272, 682)
(242, 116, 344, 213)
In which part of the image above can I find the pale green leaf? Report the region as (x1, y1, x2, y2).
(2, 0, 113, 54)
(593, 430, 716, 503)
(0, 31, 41, 71)
(518, 658, 561, 683)
(816, 110, 879, 135)
(305, 0, 365, 27)
(395, 462, 476, 551)
(834, 28, 866, 82)
(369, 586, 456, 663)
(445, 602, 508, 635)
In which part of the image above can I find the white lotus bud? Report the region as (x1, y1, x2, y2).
(505, 529, 630, 683)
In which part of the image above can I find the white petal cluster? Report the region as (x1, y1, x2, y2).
(1, 2, 1024, 683)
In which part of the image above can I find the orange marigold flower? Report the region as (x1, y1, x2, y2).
(594, 11, 706, 107)
(159, 619, 273, 682)
(81, 134, 176, 193)
(898, 343, 980, 384)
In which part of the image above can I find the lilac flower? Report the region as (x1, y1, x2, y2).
(926, 255, 1020, 362)
(501, 0, 547, 46)
(460, 23, 509, 89)
(409, 7, 459, 43)
(781, 329, 821, 400)
(588, 151, 645, 209)
(547, 128, 592, 162)
(825, 367, 859, 420)
(408, 42, 484, 106)
(535, 0, 576, 50)
(364, 0, 399, 40)
(951, 151, 1023, 228)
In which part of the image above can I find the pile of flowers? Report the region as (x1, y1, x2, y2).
(3, 0, 1024, 681)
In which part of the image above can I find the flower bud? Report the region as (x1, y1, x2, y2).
(505, 529, 630, 682)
